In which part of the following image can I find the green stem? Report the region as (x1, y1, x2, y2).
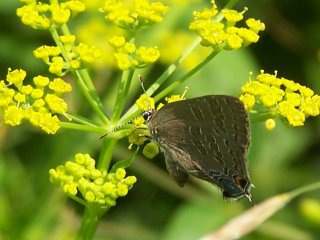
(154, 48, 221, 102)
(59, 122, 102, 133)
(112, 69, 134, 121)
(97, 138, 118, 171)
(222, 0, 238, 12)
(78, 206, 103, 240)
(72, 70, 109, 124)
(250, 112, 277, 123)
(288, 180, 320, 199)
(64, 113, 99, 127)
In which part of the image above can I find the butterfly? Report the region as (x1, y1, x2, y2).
(142, 95, 253, 202)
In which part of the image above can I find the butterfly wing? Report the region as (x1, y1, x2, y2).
(147, 95, 251, 199)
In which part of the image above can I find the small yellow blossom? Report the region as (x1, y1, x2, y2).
(265, 119, 276, 131)
(51, 4, 71, 25)
(45, 94, 68, 113)
(39, 113, 61, 134)
(14, 92, 26, 103)
(59, 35, 76, 44)
(246, 18, 265, 33)
(49, 78, 72, 93)
(222, 8, 246, 25)
(61, 0, 86, 13)
(49, 56, 65, 75)
(32, 99, 46, 109)
(114, 52, 132, 70)
(136, 94, 155, 111)
(6, 69, 26, 87)
(136, 46, 160, 64)
(239, 93, 255, 111)
(109, 36, 126, 48)
(70, 60, 81, 69)
(33, 75, 50, 88)
(31, 88, 44, 99)
(4, 106, 25, 126)
(21, 85, 33, 95)
(76, 43, 102, 64)
(124, 42, 136, 54)
(193, 7, 218, 20)
(33, 46, 61, 61)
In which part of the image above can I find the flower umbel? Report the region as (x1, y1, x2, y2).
(109, 36, 160, 70)
(16, 0, 86, 30)
(0, 68, 72, 134)
(100, 0, 169, 30)
(49, 153, 137, 207)
(189, 2, 265, 49)
(240, 71, 320, 128)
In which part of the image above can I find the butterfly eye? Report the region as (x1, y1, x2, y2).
(142, 110, 153, 121)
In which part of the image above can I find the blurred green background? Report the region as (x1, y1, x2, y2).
(1, 0, 320, 240)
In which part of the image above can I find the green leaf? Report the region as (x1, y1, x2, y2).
(110, 147, 139, 172)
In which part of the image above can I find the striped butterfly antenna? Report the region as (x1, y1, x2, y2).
(99, 120, 133, 139)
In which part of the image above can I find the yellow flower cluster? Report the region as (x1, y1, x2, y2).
(16, 0, 86, 29)
(240, 71, 320, 128)
(100, 0, 169, 30)
(34, 36, 101, 75)
(109, 36, 160, 70)
(189, 3, 265, 49)
(0, 68, 72, 134)
(49, 153, 137, 206)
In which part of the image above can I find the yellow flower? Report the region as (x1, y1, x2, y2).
(49, 56, 65, 75)
(31, 88, 44, 99)
(114, 52, 132, 70)
(109, 36, 126, 48)
(239, 93, 255, 111)
(33, 75, 50, 88)
(76, 43, 102, 64)
(4, 106, 25, 126)
(136, 94, 155, 111)
(222, 8, 246, 25)
(136, 46, 160, 64)
(51, 4, 71, 25)
(265, 119, 276, 131)
(21, 85, 33, 95)
(49, 78, 72, 93)
(45, 94, 68, 113)
(38, 113, 61, 134)
(6, 69, 26, 87)
(246, 18, 265, 33)
(33, 46, 61, 61)
(59, 35, 76, 44)
(14, 92, 26, 103)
